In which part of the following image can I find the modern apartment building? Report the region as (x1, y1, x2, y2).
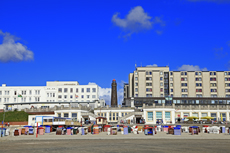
(0, 81, 102, 110)
(123, 66, 230, 107)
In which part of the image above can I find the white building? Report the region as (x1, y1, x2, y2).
(0, 81, 102, 110)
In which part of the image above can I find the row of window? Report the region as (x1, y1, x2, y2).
(0, 90, 41, 96)
(58, 95, 96, 99)
(58, 88, 96, 93)
(47, 93, 55, 97)
(0, 97, 41, 103)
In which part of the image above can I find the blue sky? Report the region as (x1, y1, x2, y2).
(0, 0, 230, 104)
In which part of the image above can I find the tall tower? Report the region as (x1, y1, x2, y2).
(111, 79, 117, 107)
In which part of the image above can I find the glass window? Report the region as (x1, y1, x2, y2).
(81, 88, 84, 93)
(147, 112, 153, 121)
(70, 88, 73, 93)
(81, 95, 84, 98)
(92, 88, 96, 92)
(211, 113, 217, 121)
(58, 95, 62, 98)
(165, 112, 171, 121)
(64, 88, 68, 93)
(156, 112, 162, 119)
(92, 95, 96, 98)
(64, 113, 69, 118)
(87, 95, 90, 98)
(87, 88, 90, 92)
(72, 113, 77, 118)
(135, 77, 138, 81)
(76, 88, 78, 93)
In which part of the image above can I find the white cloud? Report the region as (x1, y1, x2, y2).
(146, 64, 158, 67)
(112, 6, 164, 36)
(178, 65, 208, 71)
(99, 87, 111, 106)
(98, 80, 125, 106)
(0, 30, 34, 62)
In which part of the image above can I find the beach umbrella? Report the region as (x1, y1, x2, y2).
(201, 116, 214, 120)
(186, 116, 199, 120)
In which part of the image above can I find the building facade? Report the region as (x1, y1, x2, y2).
(123, 66, 230, 107)
(0, 81, 101, 110)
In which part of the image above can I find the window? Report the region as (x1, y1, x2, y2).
(160, 82, 163, 86)
(170, 77, 173, 81)
(225, 78, 230, 81)
(81, 88, 84, 93)
(146, 83, 152, 86)
(149, 72, 152, 75)
(156, 112, 162, 119)
(76, 88, 78, 93)
(146, 94, 152, 97)
(58, 114, 61, 117)
(58, 88, 62, 93)
(160, 88, 163, 92)
(181, 83, 187, 86)
(225, 72, 227, 75)
(64, 88, 68, 93)
(122, 113, 124, 117)
(64, 113, 69, 118)
(210, 78, 216, 81)
(0, 91, 1, 95)
(195, 72, 198, 75)
(87, 88, 90, 92)
(64, 95, 67, 99)
(146, 88, 152, 92)
(170, 72, 173, 75)
(196, 94, 203, 97)
(199, 72, 202, 75)
(170, 83, 173, 87)
(70, 88, 73, 93)
(211, 89, 217, 92)
(14, 91, 17, 95)
(29, 97, 31, 102)
(92, 95, 96, 98)
(181, 72, 184, 75)
(196, 83, 202, 87)
(196, 89, 202, 92)
(70, 95, 73, 98)
(87, 95, 90, 98)
(135, 88, 138, 92)
(181, 89, 188, 92)
(14, 98, 16, 102)
(72, 113, 77, 118)
(81, 95, 84, 98)
(160, 71, 163, 75)
(182, 94, 188, 97)
(211, 83, 217, 87)
(211, 113, 217, 121)
(160, 77, 163, 81)
(135, 77, 138, 81)
(147, 112, 153, 121)
(146, 77, 152, 80)
(58, 95, 62, 98)
(170, 89, 173, 92)
(47, 93, 49, 97)
(135, 71, 138, 75)
(135, 94, 138, 97)
(50, 93, 52, 97)
(184, 72, 187, 75)
(165, 112, 171, 121)
(92, 88, 96, 92)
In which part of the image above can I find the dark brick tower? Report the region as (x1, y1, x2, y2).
(111, 79, 117, 107)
